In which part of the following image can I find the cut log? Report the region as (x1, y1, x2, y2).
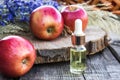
(24, 27, 109, 64)
(0, 27, 109, 64)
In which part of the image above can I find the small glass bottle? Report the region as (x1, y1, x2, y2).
(70, 19, 87, 74)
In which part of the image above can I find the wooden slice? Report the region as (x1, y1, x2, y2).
(22, 27, 109, 64)
(0, 27, 109, 64)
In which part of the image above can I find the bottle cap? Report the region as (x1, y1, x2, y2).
(71, 19, 85, 45)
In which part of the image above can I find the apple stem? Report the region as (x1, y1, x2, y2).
(47, 27, 54, 33)
(69, 5, 73, 11)
(22, 59, 27, 64)
(69, 5, 77, 11)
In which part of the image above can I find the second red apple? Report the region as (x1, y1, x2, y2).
(30, 5, 64, 40)
(61, 5, 88, 32)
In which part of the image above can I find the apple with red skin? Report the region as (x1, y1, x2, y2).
(30, 5, 64, 40)
(61, 5, 88, 32)
(0, 35, 36, 77)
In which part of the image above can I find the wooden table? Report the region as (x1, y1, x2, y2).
(1, 1, 120, 80)
(0, 41, 119, 80)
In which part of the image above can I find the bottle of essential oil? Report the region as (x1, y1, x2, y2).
(70, 19, 87, 74)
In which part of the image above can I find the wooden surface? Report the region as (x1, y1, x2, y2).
(0, 41, 120, 80)
(34, 27, 108, 64)
(0, 27, 108, 64)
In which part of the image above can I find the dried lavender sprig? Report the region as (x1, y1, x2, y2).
(0, 0, 60, 26)
(0, 5, 14, 26)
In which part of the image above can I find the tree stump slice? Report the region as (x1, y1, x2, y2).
(0, 27, 109, 64)
(23, 27, 108, 64)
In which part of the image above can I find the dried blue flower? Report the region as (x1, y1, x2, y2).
(0, 0, 60, 26)
(0, 5, 12, 26)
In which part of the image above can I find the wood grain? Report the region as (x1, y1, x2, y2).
(108, 41, 120, 63)
(84, 47, 120, 80)
(0, 27, 109, 64)
(19, 46, 120, 80)
(32, 27, 108, 64)
(0, 45, 120, 80)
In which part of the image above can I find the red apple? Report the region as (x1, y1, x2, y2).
(30, 5, 64, 40)
(61, 5, 88, 32)
(0, 35, 36, 77)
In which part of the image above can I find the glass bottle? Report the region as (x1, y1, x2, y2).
(70, 19, 87, 74)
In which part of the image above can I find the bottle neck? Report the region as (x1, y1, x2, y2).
(74, 45, 84, 48)
(72, 45, 86, 51)
(71, 34, 85, 46)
